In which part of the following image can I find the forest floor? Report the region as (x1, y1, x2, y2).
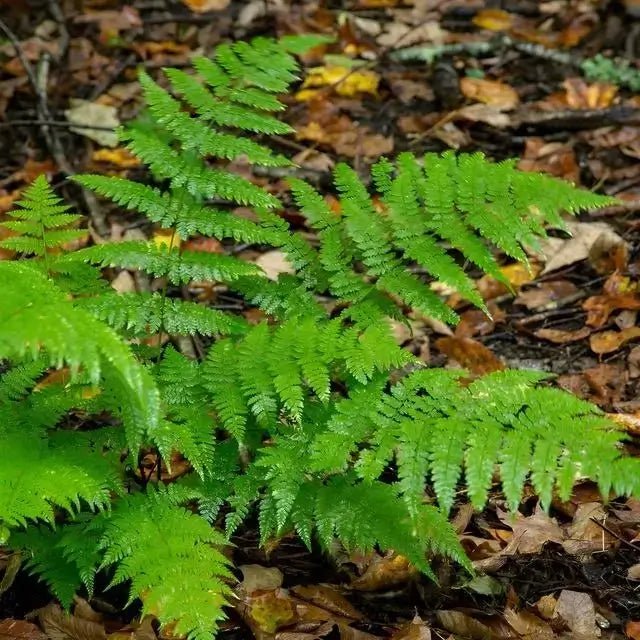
(2, 0, 640, 639)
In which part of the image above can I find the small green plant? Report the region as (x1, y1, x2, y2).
(1, 35, 638, 640)
(581, 54, 640, 91)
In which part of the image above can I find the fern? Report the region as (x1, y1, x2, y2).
(2, 33, 638, 640)
(0, 176, 86, 266)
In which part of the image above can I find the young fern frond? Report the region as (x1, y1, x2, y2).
(0, 175, 86, 262)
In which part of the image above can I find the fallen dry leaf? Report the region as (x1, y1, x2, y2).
(558, 363, 627, 405)
(435, 336, 505, 375)
(238, 565, 284, 594)
(455, 103, 511, 128)
(460, 76, 519, 111)
(435, 610, 512, 640)
(518, 138, 580, 183)
(180, 0, 230, 12)
(0, 620, 47, 640)
(553, 590, 600, 637)
(350, 552, 417, 591)
(626, 621, 640, 640)
(590, 327, 640, 354)
(562, 502, 616, 554)
(538, 221, 626, 275)
(152, 228, 181, 250)
(534, 327, 591, 344)
(291, 585, 362, 621)
(499, 506, 564, 555)
(91, 147, 140, 168)
(472, 8, 513, 31)
(515, 280, 578, 310)
(255, 250, 294, 280)
(563, 77, 618, 110)
(297, 66, 380, 100)
(65, 99, 119, 147)
(38, 604, 107, 640)
(627, 564, 640, 580)
(503, 608, 554, 639)
(390, 617, 431, 640)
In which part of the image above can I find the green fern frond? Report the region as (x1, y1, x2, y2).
(0, 261, 160, 449)
(73, 175, 276, 244)
(81, 292, 245, 337)
(0, 429, 120, 531)
(0, 175, 85, 259)
(66, 242, 263, 284)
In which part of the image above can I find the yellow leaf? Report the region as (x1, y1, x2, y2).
(180, 0, 229, 12)
(500, 262, 540, 288)
(153, 228, 181, 250)
(297, 65, 380, 99)
(92, 147, 140, 168)
(472, 8, 513, 31)
(460, 76, 519, 110)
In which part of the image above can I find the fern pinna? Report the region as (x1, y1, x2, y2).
(1, 34, 638, 640)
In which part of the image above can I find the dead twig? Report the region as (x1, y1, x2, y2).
(0, 16, 109, 237)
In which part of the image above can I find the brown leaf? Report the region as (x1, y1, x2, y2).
(435, 337, 504, 375)
(460, 77, 519, 111)
(590, 327, 640, 354)
(534, 327, 591, 344)
(390, 617, 431, 640)
(562, 502, 617, 554)
(515, 281, 578, 310)
(181, 0, 230, 12)
(255, 250, 295, 281)
(518, 138, 579, 184)
(503, 608, 553, 639)
(350, 552, 417, 592)
(291, 586, 362, 621)
(626, 621, 640, 640)
(499, 506, 564, 555)
(38, 604, 107, 640)
(537, 221, 626, 275)
(563, 77, 617, 110)
(0, 620, 47, 640)
(558, 363, 627, 405)
(553, 590, 599, 637)
(337, 624, 381, 640)
(238, 565, 284, 594)
(454, 309, 497, 339)
(435, 610, 512, 640)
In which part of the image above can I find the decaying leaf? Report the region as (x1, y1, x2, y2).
(553, 590, 600, 637)
(562, 502, 617, 554)
(435, 336, 505, 375)
(515, 280, 578, 310)
(534, 327, 591, 344)
(255, 250, 295, 281)
(499, 506, 564, 555)
(65, 99, 119, 147)
(460, 76, 519, 111)
(590, 327, 640, 354)
(180, 0, 230, 12)
(38, 604, 107, 640)
(350, 552, 417, 591)
(297, 66, 380, 99)
(390, 617, 431, 640)
(538, 221, 626, 275)
(0, 620, 47, 640)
